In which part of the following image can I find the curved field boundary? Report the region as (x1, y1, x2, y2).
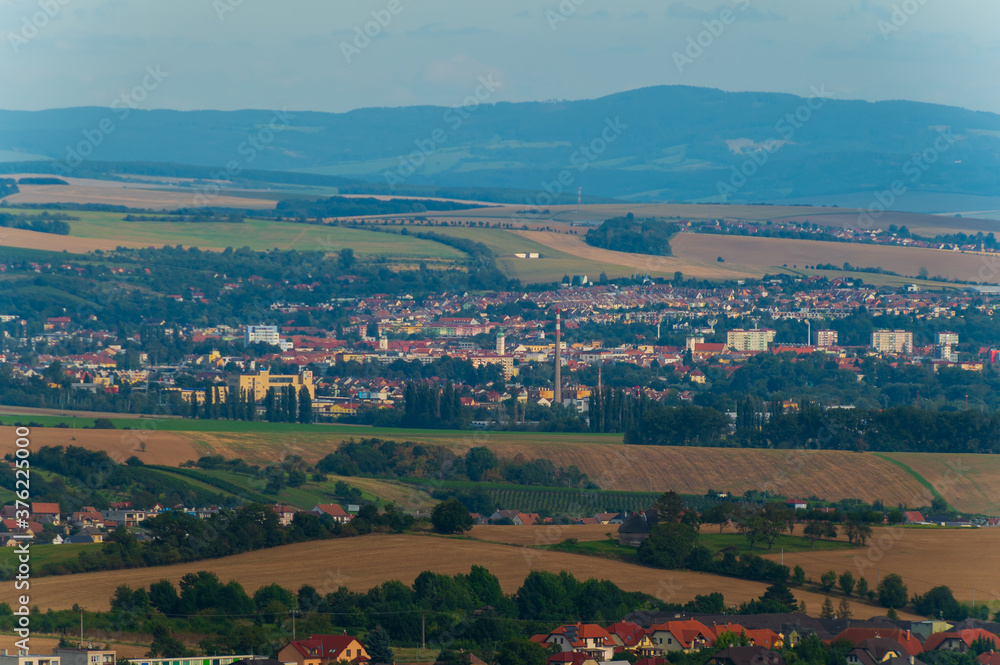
(0, 533, 912, 619)
(872, 454, 950, 510)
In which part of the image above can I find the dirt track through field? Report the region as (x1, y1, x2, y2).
(0, 534, 912, 619)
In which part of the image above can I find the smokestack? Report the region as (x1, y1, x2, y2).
(555, 309, 562, 407)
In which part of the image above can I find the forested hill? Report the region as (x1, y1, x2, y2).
(3, 85, 1000, 202)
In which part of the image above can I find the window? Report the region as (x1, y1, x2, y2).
(346, 651, 351, 656)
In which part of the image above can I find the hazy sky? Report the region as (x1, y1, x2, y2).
(3, 0, 999, 113)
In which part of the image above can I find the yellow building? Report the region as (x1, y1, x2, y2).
(232, 370, 315, 402)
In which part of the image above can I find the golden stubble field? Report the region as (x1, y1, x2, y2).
(0, 425, 204, 466)
(4, 175, 277, 210)
(30, 426, 1000, 513)
(0, 534, 914, 619)
(515, 229, 1000, 284)
(0, 226, 150, 252)
(764, 526, 1000, 604)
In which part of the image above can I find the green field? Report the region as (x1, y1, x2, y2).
(0, 412, 624, 442)
(0, 542, 99, 571)
(0, 209, 467, 259)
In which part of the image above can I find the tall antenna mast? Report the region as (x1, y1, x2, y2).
(554, 309, 562, 407)
(577, 187, 582, 213)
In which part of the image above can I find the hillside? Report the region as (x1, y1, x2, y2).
(0, 532, 913, 620)
(10, 422, 999, 513)
(3, 86, 1000, 204)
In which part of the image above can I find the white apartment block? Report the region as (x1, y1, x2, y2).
(871, 329, 913, 354)
(816, 329, 839, 347)
(726, 328, 776, 352)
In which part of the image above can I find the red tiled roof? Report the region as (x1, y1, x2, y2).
(834, 629, 923, 656)
(924, 629, 1000, 652)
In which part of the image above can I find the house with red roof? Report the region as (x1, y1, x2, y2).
(606, 622, 659, 658)
(277, 634, 369, 664)
(649, 620, 716, 653)
(538, 623, 616, 661)
(978, 652, 1000, 665)
(904, 511, 926, 524)
(924, 629, 1000, 653)
(32, 502, 61, 525)
(710, 623, 781, 649)
(271, 504, 300, 526)
(833, 628, 923, 657)
(310, 504, 353, 524)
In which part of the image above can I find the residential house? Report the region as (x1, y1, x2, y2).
(606, 622, 659, 658)
(277, 634, 369, 665)
(310, 504, 353, 524)
(833, 629, 924, 657)
(709, 624, 781, 649)
(52, 648, 116, 665)
(708, 647, 784, 665)
(924, 629, 1000, 653)
(271, 504, 300, 526)
(648, 620, 716, 653)
(0, 652, 60, 665)
(539, 623, 616, 661)
(844, 638, 910, 665)
(32, 502, 61, 525)
(618, 509, 659, 547)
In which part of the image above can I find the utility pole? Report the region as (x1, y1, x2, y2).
(79, 608, 83, 648)
(422, 613, 426, 651)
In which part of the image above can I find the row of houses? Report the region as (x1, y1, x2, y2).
(532, 616, 1000, 665)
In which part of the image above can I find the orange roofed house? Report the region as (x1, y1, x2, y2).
(536, 623, 616, 661)
(278, 634, 369, 664)
(924, 629, 1000, 653)
(310, 504, 353, 524)
(649, 620, 716, 653)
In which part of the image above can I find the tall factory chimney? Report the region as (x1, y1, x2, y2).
(554, 309, 562, 407)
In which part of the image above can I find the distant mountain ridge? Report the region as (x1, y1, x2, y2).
(2, 85, 999, 205)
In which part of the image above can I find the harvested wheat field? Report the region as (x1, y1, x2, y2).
(764, 526, 1000, 605)
(0, 425, 204, 466)
(0, 226, 149, 252)
(5, 175, 276, 210)
(512, 231, 760, 280)
(27, 425, 996, 513)
(881, 453, 1000, 514)
(0, 534, 912, 619)
(670, 234, 994, 284)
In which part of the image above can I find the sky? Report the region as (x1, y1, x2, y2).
(3, 0, 999, 114)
